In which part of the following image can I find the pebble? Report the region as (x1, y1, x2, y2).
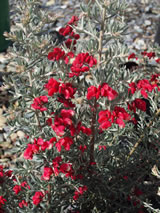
(144, 19, 151, 26)
(134, 25, 143, 33)
(10, 132, 17, 142)
(134, 38, 147, 50)
(17, 130, 25, 139)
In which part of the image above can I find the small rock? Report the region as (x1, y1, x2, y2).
(144, 20, 151, 26)
(134, 38, 147, 50)
(134, 26, 143, 33)
(17, 130, 25, 139)
(0, 134, 4, 142)
(10, 132, 17, 142)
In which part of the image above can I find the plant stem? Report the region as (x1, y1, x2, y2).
(90, 98, 97, 163)
(97, 6, 106, 68)
(46, 184, 51, 213)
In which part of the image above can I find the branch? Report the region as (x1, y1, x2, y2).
(127, 108, 160, 160)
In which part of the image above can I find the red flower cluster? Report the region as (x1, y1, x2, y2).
(23, 137, 56, 160)
(128, 98, 146, 113)
(128, 79, 155, 98)
(42, 167, 53, 180)
(13, 185, 22, 195)
(59, 83, 76, 99)
(19, 200, 28, 208)
(51, 109, 75, 136)
(48, 47, 65, 61)
(98, 106, 131, 129)
(73, 185, 88, 200)
(48, 16, 79, 63)
(0, 165, 12, 178)
(31, 96, 48, 111)
(68, 15, 79, 26)
(59, 163, 74, 178)
(44, 78, 60, 96)
(52, 157, 75, 179)
(52, 156, 62, 176)
(32, 191, 45, 205)
(87, 83, 118, 101)
(44, 78, 76, 107)
(141, 51, 155, 59)
(150, 74, 160, 91)
(69, 52, 97, 77)
(13, 181, 30, 195)
(59, 16, 80, 49)
(0, 196, 6, 209)
(47, 16, 97, 78)
(48, 48, 97, 78)
(69, 121, 92, 137)
(128, 53, 138, 60)
(55, 137, 73, 152)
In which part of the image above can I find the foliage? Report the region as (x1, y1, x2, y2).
(0, 0, 160, 212)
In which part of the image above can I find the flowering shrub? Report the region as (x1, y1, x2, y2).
(1, 0, 160, 212)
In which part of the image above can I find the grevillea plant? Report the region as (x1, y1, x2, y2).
(1, 0, 160, 212)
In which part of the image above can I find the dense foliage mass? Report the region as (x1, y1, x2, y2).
(0, 0, 160, 212)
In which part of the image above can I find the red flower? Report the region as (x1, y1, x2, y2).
(32, 191, 44, 205)
(147, 52, 155, 59)
(141, 51, 147, 56)
(59, 83, 76, 99)
(13, 185, 22, 195)
(31, 96, 48, 111)
(100, 83, 118, 100)
(57, 97, 75, 108)
(74, 34, 80, 40)
(42, 167, 53, 180)
(68, 16, 79, 25)
(0, 196, 6, 206)
(5, 170, 12, 177)
(0, 166, 3, 177)
(79, 145, 87, 152)
(73, 186, 88, 200)
(55, 137, 73, 152)
(155, 58, 160, 63)
(85, 55, 97, 67)
(19, 200, 28, 208)
(61, 109, 75, 117)
(128, 53, 136, 60)
(113, 106, 131, 128)
(59, 25, 73, 37)
(98, 110, 112, 130)
(59, 163, 73, 177)
(98, 145, 106, 150)
(128, 82, 136, 94)
(70, 52, 96, 77)
(65, 38, 76, 49)
(23, 143, 39, 160)
(44, 78, 60, 96)
(137, 79, 153, 98)
(132, 98, 146, 112)
(21, 181, 30, 189)
(46, 118, 52, 126)
(48, 47, 65, 61)
(80, 126, 92, 135)
(87, 85, 100, 100)
(64, 51, 74, 64)
(52, 109, 74, 136)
